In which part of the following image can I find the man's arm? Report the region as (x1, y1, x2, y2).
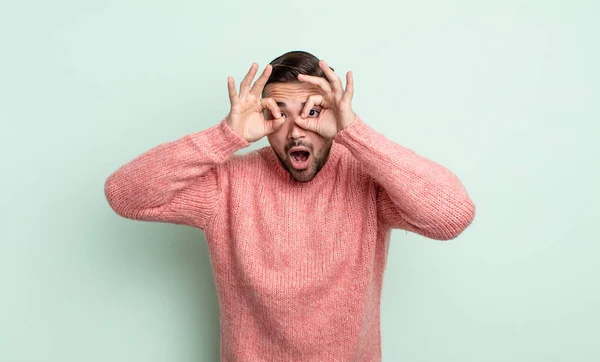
(104, 119, 249, 229)
(104, 62, 289, 229)
(334, 116, 475, 240)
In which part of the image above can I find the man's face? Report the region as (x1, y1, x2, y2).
(263, 82, 333, 182)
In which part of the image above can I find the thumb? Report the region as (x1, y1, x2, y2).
(265, 117, 286, 135)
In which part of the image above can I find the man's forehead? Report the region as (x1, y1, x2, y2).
(263, 82, 321, 104)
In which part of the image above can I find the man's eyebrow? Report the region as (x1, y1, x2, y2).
(276, 101, 306, 108)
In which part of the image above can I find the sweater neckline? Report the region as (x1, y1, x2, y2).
(260, 141, 343, 187)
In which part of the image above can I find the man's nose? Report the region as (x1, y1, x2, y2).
(288, 116, 306, 140)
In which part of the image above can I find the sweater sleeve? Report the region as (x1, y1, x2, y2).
(334, 116, 475, 240)
(104, 119, 250, 229)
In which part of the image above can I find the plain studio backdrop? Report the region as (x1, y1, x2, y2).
(1, 0, 598, 361)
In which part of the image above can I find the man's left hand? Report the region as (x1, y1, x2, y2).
(294, 60, 356, 138)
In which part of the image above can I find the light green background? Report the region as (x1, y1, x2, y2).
(1, 0, 598, 361)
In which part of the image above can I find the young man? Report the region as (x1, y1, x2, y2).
(105, 50, 475, 361)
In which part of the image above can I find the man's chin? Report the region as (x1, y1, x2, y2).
(292, 174, 315, 182)
(288, 163, 315, 182)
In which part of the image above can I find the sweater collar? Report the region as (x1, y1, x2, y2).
(260, 141, 343, 186)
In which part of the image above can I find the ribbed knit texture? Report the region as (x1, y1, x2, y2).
(104, 116, 475, 361)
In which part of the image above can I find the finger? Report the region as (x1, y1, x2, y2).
(261, 97, 283, 120)
(342, 71, 354, 104)
(297, 74, 332, 95)
(240, 63, 258, 97)
(294, 115, 318, 133)
(300, 94, 324, 118)
(227, 77, 239, 106)
(250, 64, 272, 97)
(264, 117, 286, 135)
(319, 60, 343, 94)
(261, 97, 286, 135)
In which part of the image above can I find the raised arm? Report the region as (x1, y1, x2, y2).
(335, 118, 475, 240)
(293, 59, 475, 240)
(104, 120, 248, 228)
(105, 62, 286, 229)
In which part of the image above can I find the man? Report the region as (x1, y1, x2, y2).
(105, 50, 476, 361)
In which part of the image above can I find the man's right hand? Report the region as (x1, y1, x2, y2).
(225, 63, 286, 143)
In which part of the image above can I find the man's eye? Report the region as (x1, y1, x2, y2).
(308, 109, 320, 117)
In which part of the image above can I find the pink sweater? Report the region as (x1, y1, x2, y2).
(104, 116, 475, 361)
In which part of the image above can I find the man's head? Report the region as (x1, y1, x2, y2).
(262, 51, 334, 183)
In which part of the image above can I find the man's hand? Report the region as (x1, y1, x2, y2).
(226, 63, 286, 143)
(294, 60, 356, 139)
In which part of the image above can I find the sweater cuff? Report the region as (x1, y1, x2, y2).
(188, 119, 250, 162)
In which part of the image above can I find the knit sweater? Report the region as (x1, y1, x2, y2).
(104, 116, 475, 361)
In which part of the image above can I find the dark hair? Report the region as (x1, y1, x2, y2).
(263, 51, 333, 95)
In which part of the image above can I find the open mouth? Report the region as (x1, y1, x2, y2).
(289, 149, 311, 170)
